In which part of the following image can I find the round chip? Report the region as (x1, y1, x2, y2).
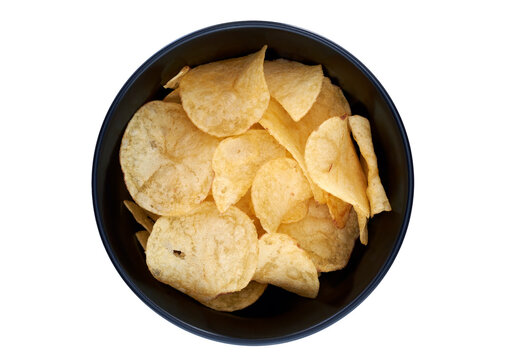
(281, 200, 308, 224)
(146, 202, 258, 299)
(212, 130, 287, 212)
(279, 200, 359, 272)
(120, 101, 219, 216)
(253, 233, 319, 298)
(180, 46, 270, 137)
(264, 59, 323, 122)
(251, 158, 312, 233)
(196, 281, 267, 312)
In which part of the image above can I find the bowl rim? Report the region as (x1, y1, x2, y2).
(92, 20, 414, 346)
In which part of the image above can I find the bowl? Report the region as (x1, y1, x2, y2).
(92, 21, 414, 345)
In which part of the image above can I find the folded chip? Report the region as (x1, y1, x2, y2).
(123, 200, 158, 232)
(146, 202, 258, 299)
(163, 66, 190, 89)
(212, 130, 287, 212)
(120, 101, 219, 216)
(348, 115, 391, 216)
(264, 59, 323, 122)
(251, 158, 312, 233)
(253, 233, 319, 298)
(279, 199, 359, 272)
(135, 230, 150, 251)
(259, 77, 350, 205)
(196, 281, 267, 312)
(180, 46, 270, 137)
(304, 116, 370, 244)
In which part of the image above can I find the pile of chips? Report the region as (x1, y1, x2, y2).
(119, 46, 391, 312)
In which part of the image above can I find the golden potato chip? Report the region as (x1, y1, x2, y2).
(212, 130, 288, 212)
(259, 77, 350, 204)
(281, 200, 308, 224)
(235, 191, 265, 237)
(251, 158, 312, 233)
(253, 233, 319, 298)
(264, 59, 323, 122)
(196, 281, 267, 312)
(123, 200, 157, 232)
(279, 200, 359, 272)
(163, 66, 190, 89)
(180, 46, 270, 137)
(135, 230, 149, 250)
(326, 196, 352, 229)
(348, 115, 391, 216)
(120, 101, 219, 216)
(146, 202, 258, 299)
(162, 88, 180, 104)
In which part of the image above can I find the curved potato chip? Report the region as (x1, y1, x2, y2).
(162, 88, 180, 104)
(304, 116, 370, 244)
(235, 191, 265, 237)
(348, 115, 391, 216)
(212, 130, 287, 212)
(196, 281, 267, 312)
(146, 202, 258, 299)
(163, 66, 190, 89)
(253, 233, 319, 298)
(123, 200, 157, 232)
(251, 158, 312, 233)
(180, 46, 270, 137)
(326, 196, 352, 229)
(259, 77, 350, 204)
(279, 200, 359, 272)
(281, 200, 308, 224)
(264, 59, 323, 122)
(135, 230, 149, 250)
(120, 101, 219, 216)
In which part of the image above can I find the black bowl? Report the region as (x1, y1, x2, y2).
(92, 21, 413, 345)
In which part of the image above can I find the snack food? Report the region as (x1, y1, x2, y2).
(120, 48, 390, 311)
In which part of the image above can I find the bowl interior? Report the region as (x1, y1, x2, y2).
(93, 22, 412, 344)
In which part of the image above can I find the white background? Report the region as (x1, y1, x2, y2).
(1, 1, 510, 359)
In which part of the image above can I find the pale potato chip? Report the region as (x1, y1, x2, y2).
(281, 200, 308, 224)
(279, 200, 359, 272)
(196, 281, 267, 312)
(264, 59, 323, 122)
(163, 66, 190, 89)
(180, 46, 270, 137)
(212, 130, 287, 212)
(120, 101, 219, 216)
(251, 158, 312, 233)
(253, 233, 319, 298)
(348, 115, 391, 216)
(124, 200, 158, 232)
(162, 88, 180, 104)
(146, 202, 258, 299)
(135, 230, 149, 250)
(326, 196, 352, 229)
(259, 77, 350, 204)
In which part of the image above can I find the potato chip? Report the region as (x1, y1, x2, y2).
(212, 130, 287, 212)
(326, 196, 352, 229)
(180, 46, 270, 137)
(281, 200, 308, 224)
(264, 59, 323, 122)
(146, 202, 258, 299)
(123, 200, 157, 232)
(235, 191, 265, 237)
(253, 233, 319, 298)
(163, 66, 190, 89)
(251, 158, 312, 233)
(259, 77, 351, 204)
(162, 88, 180, 104)
(348, 115, 391, 216)
(120, 101, 219, 216)
(135, 230, 149, 250)
(196, 281, 267, 312)
(279, 200, 359, 272)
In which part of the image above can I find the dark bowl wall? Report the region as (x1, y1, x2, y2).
(93, 21, 413, 345)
